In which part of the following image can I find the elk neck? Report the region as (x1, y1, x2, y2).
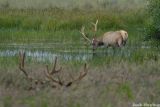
(92, 37, 104, 46)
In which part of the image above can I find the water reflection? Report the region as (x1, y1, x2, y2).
(0, 49, 92, 62)
(0, 42, 158, 62)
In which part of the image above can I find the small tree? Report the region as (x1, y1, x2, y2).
(146, 0, 160, 39)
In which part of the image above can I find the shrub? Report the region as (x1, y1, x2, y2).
(146, 0, 160, 40)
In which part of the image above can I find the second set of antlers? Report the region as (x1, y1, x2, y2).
(19, 52, 88, 89)
(79, 19, 98, 43)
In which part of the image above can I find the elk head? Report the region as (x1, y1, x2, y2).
(79, 20, 101, 51)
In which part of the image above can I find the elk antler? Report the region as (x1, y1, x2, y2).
(44, 60, 63, 86)
(66, 63, 88, 87)
(19, 52, 32, 81)
(19, 52, 54, 90)
(45, 59, 88, 87)
(19, 52, 47, 90)
(19, 52, 88, 89)
(91, 19, 98, 32)
(44, 66, 63, 86)
(50, 57, 62, 74)
(79, 26, 92, 43)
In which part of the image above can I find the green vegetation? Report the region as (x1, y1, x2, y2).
(0, 0, 145, 10)
(0, 8, 145, 44)
(0, 0, 160, 107)
(145, 0, 160, 39)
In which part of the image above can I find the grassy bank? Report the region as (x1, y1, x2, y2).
(0, 8, 146, 44)
(0, 0, 145, 10)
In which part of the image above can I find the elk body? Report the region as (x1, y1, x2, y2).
(80, 20, 128, 51)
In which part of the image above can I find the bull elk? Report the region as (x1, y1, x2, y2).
(79, 20, 128, 51)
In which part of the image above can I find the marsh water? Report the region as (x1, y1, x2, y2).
(0, 42, 159, 63)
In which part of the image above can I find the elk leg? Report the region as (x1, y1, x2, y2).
(123, 40, 127, 46)
(92, 49, 96, 57)
(117, 38, 123, 47)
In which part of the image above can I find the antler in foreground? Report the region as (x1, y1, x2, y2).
(44, 58, 63, 86)
(44, 62, 88, 87)
(65, 63, 88, 87)
(47, 57, 62, 75)
(19, 52, 47, 90)
(18, 52, 88, 89)
(19, 52, 33, 81)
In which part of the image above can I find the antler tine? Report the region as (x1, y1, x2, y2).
(19, 52, 23, 68)
(44, 67, 63, 86)
(19, 52, 29, 78)
(78, 63, 88, 80)
(79, 26, 91, 43)
(91, 19, 98, 32)
(66, 63, 88, 87)
(81, 26, 85, 33)
(46, 65, 50, 74)
(52, 56, 57, 73)
(96, 19, 98, 25)
(50, 57, 62, 75)
(44, 57, 64, 86)
(20, 51, 25, 67)
(79, 26, 85, 35)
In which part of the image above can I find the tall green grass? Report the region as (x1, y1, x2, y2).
(0, 8, 146, 43)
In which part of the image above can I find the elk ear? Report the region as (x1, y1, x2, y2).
(91, 38, 94, 44)
(92, 37, 96, 42)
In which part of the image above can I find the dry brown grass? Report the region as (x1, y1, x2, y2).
(0, 59, 160, 107)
